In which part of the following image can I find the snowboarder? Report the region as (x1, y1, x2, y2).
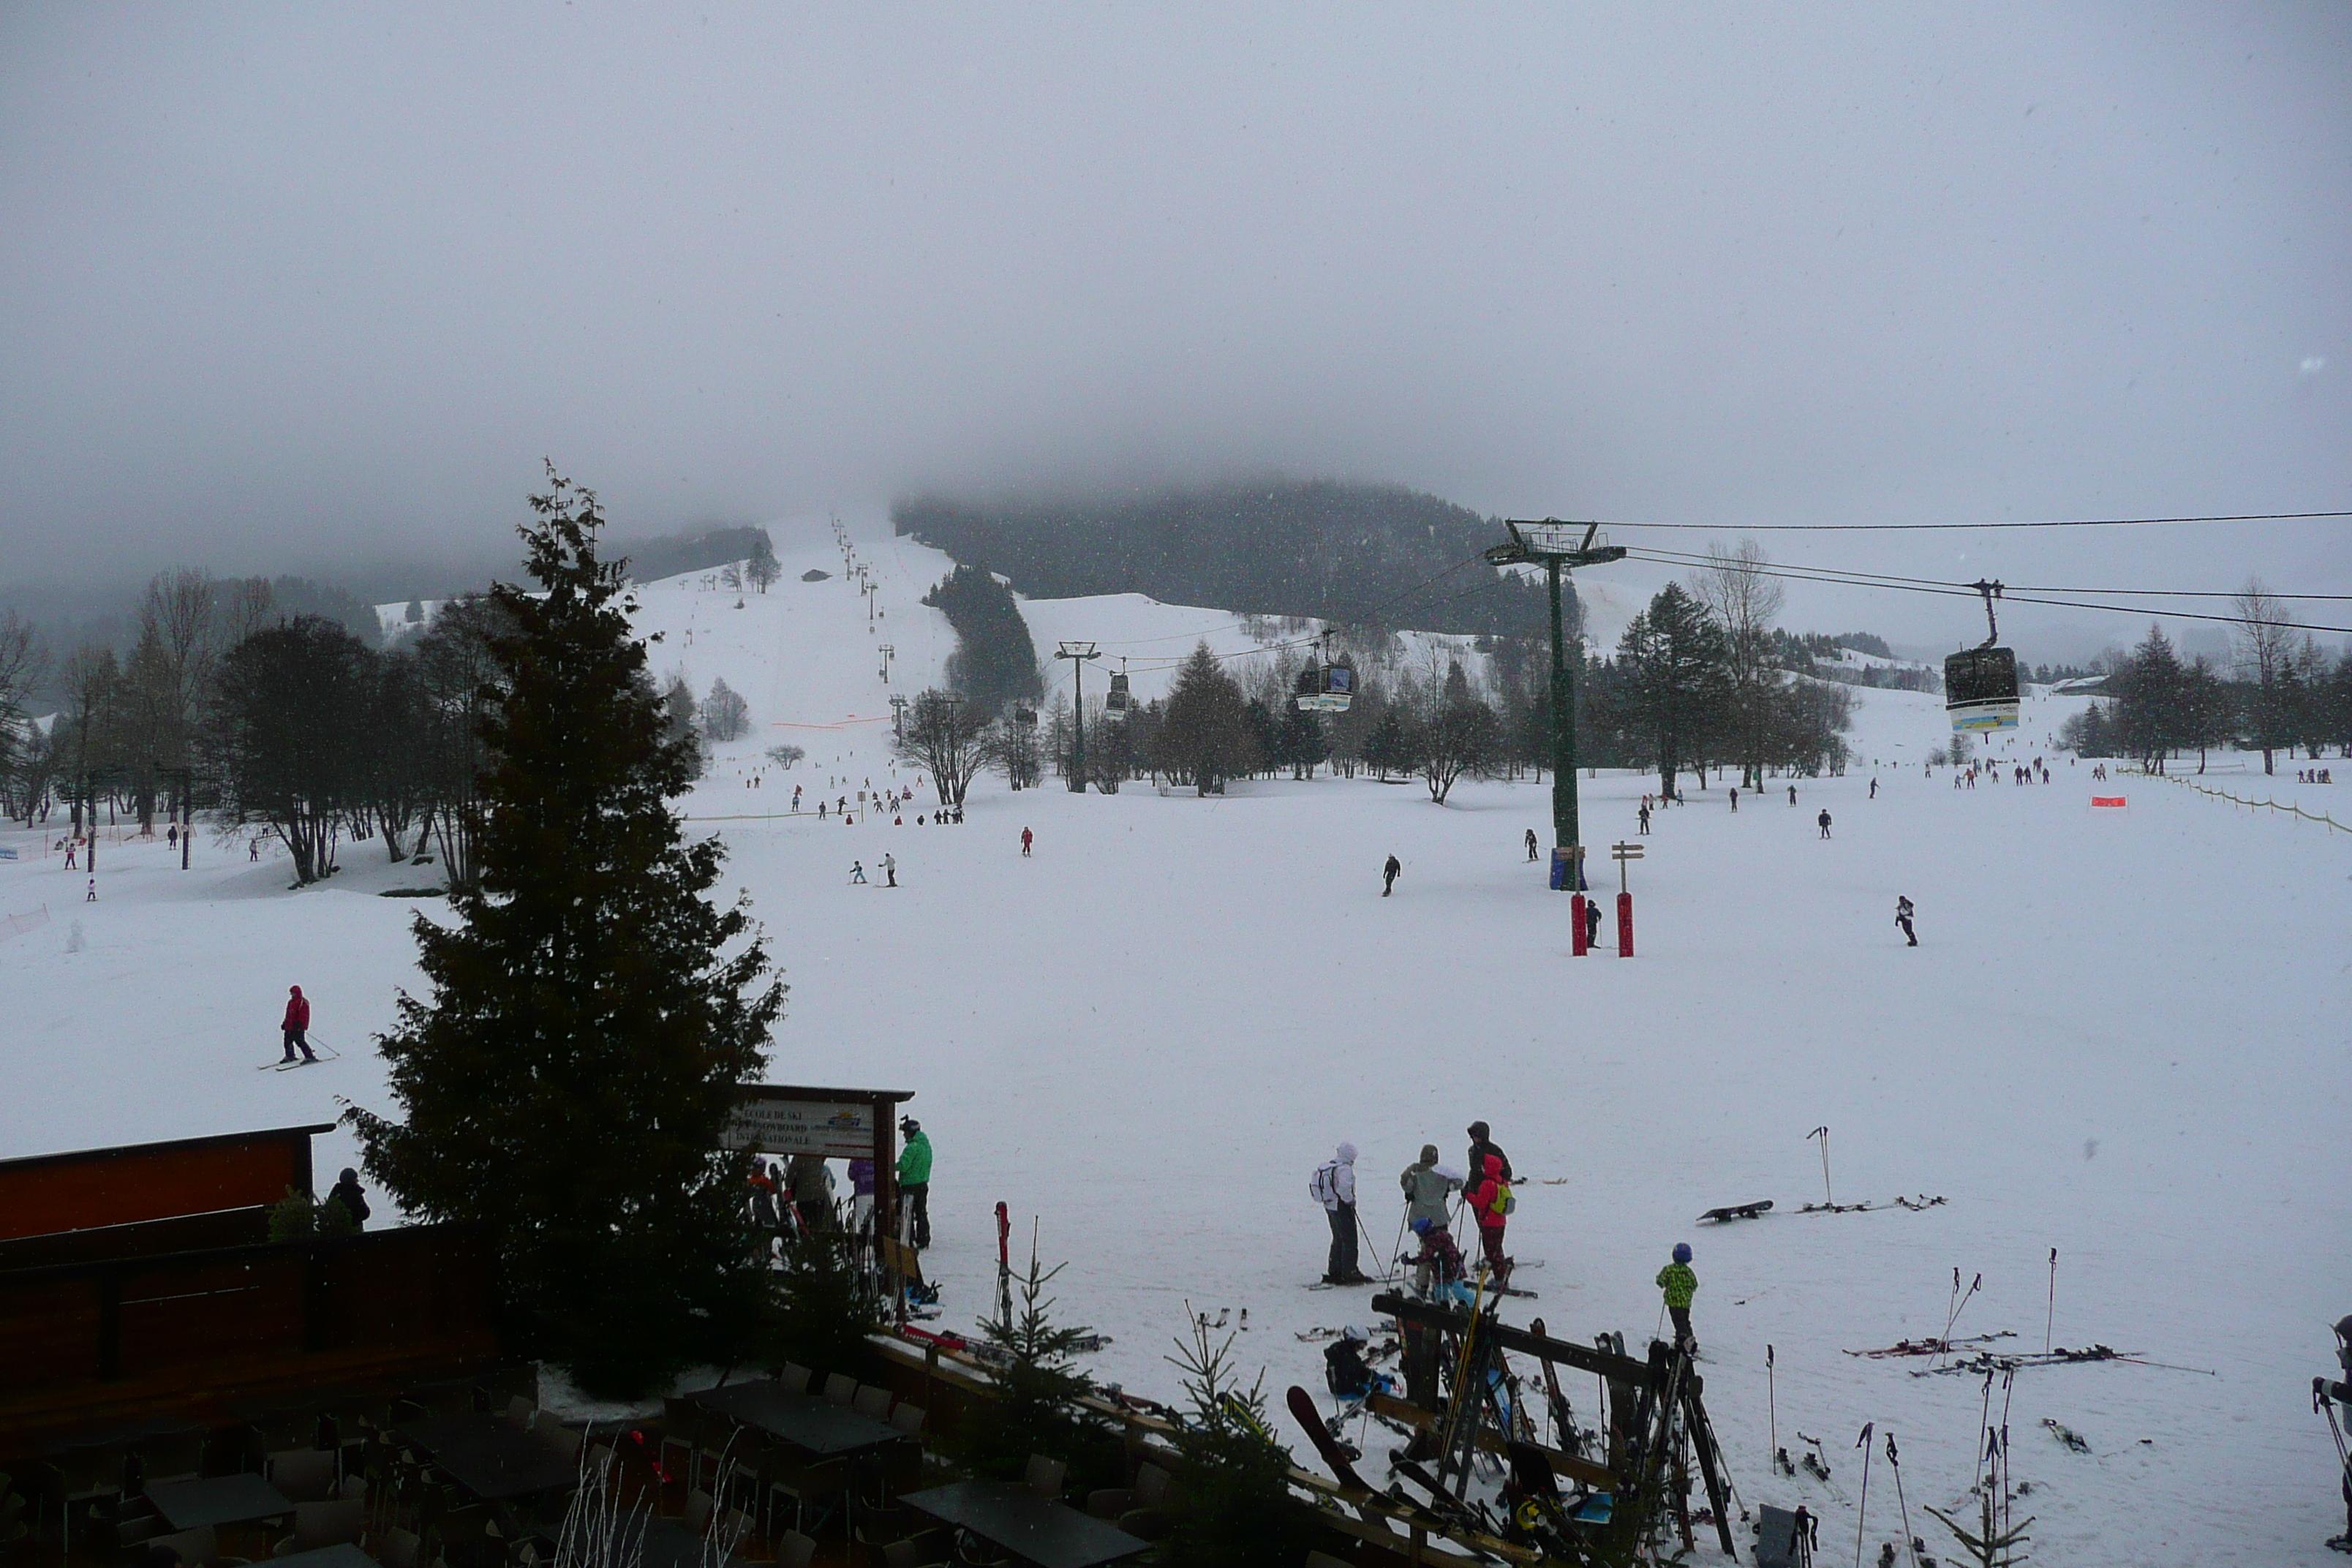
(1466, 1153, 1513, 1284)
(1311, 1142, 1368, 1284)
(1896, 895, 1917, 946)
(279, 985, 317, 1064)
(1382, 854, 1401, 897)
(327, 1167, 370, 1231)
(897, 1116, 932, 1249)
(1524, 828, 1539, 862)
(1021, 826, 1033, 857)
(1817, 809, 1832, 839)
(1466, 1120, 1513, 1184)
(1658, 1243, 1699, 1352)
(881, 852, 897, 887)
(1325, 1326, 1395, 1401)
(849, 860, 867, 884)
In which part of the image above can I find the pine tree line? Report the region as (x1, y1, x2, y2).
(2059, 605, 2352, 774)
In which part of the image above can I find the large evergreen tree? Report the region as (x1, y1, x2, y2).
(1617, 584, 1730, 799)
(350, 470, 786, 1398)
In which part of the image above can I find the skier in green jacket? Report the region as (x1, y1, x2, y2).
(897, 1116, 933, 1250)
(1657, 1243, 1698, 1352)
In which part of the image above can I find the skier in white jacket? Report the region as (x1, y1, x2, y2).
(1311, 1142, 1370, 1284)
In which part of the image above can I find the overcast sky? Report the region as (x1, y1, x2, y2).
(2, 4, 2346, 652)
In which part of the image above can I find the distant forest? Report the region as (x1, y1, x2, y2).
(892, 480, 1571, 638)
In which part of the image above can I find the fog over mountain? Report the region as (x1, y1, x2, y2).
(2, 5, 2346, 652)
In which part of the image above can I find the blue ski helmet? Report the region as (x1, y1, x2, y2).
(1673, 1242, 1693, 1264)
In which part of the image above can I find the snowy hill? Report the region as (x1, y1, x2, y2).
(8, 509, 2347, 1566)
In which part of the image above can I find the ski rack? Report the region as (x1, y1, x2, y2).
(1371, 1290, 1737, 1559)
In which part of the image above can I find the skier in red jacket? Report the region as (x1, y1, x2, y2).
(279, 985, 317, 1064)
(1466, 1153, 1512, 1286)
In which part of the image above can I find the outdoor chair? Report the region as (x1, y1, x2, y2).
(775, 1529, 817, 1568)
(681, 1490, 715, 1539)
(715, 1507, 764, 1562)
(266, 1450, 339, 1504)
(764, 1460, 845, 1538)
(881, 1541, 947, 1568)
(851, 1386, 892, 1422)
(821, 1374, 858, 1409)
(657, 1403, 707, 1496)
(1021, 1455, 1066, 1501)
(775, 1365, 813, 1396)
(503, 1399, 535, 1431)
(1085, 1461, 1170, 1520)
(274, 1500, 366, 1556)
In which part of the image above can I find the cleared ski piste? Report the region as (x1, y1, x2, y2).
(2, 519, 2345, 1566)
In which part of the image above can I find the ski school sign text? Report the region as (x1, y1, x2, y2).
(721, 1083, 913, 1161)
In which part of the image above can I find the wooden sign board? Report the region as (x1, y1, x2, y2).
(721, 1097, 886, 1158)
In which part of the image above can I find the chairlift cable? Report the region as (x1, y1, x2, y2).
(1617, 542, 2352, 603)
(1602, 509, 2352, 532)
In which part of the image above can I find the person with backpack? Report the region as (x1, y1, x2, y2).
(1466, 1153, 1514, 1285)
(1311, 1143, 1370, 1285)
(1399, 1145, 1463, 1286)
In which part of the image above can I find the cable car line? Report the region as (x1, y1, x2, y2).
(1613, 548, 2352, 635)
(1614, 541, 2352, 602)
(1600, 509, 2352, 532)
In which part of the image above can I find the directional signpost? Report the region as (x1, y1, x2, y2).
(1611, 840, 1643, 957)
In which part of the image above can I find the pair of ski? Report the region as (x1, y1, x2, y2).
(1310, 1258, 1542, 1297)
(257, 1044, 342, 1071)
(1285, 1386, 1493, 1540)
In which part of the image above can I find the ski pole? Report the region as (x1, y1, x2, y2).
(1356, 1210, 1390, 1278)
(1807, 1126, 1832, 1207)
(1852, 1422, 1873, 1568)
(2044, 1248, 2057, 1354)
(1767, 1344, 1777, 1466)
(1885, 1431, 1918, 1568)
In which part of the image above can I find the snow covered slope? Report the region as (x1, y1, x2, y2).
(7, 511, 2348, 1567)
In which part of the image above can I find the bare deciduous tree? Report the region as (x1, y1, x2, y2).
(1690, 541, 1786, 791)
(2231, 578, 2296, 775)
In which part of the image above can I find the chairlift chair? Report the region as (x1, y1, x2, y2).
(1944, 581, 2020, 734)
(1293, 633, 1356, 713)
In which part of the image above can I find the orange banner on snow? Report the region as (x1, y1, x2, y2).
(2090, 796, 2127, 808)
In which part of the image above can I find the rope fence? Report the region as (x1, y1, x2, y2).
(0, 904, 51, 945)
(2136, 769, 2348, 837)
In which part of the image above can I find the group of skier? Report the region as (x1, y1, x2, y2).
(1315, 1120, 1707, 1406)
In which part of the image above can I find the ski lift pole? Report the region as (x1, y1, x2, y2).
(1053, 641, 1100, 792)
(1485, 519, 1626, 889)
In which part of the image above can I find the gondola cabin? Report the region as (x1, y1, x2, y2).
(1104, 671, 1132, 720)
(1293, 659, 1356, 714)
(1944, 645, 2019, 733)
